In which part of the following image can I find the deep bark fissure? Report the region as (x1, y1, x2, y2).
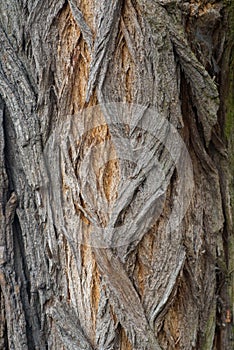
(13, 214, 35, 349)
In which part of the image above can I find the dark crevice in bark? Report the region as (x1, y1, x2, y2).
(213, 4, 234, 347)
(0, 289, 9, 350)
(39, 66, 58, 146)
(3, 110, 18, 194)
(180, 66, 230, 348)
(0, 101, 8, 213)
(1, 94, 44, 349)
(13, 214, 36, 350)
(13, 214, 31, 297)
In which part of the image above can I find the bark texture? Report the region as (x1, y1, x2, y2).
(0, 1, 233, 349)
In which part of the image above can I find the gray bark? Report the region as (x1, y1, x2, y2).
(0, 1, 233, 349)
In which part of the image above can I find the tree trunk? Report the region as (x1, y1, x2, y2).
(0, 1, 233, 349)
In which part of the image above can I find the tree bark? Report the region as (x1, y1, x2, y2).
(0, 1, 233, 349)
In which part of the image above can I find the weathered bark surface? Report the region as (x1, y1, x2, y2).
(0, 1, 233, 349)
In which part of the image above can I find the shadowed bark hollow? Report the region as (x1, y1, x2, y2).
(0, 1, 233, 349)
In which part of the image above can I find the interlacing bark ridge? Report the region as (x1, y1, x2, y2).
(0, 1, 233, 350)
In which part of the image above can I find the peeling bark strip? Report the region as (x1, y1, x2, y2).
(68, 0, 93, 51)
(0, 1, 233, 349)
(86, 0, 123, 101)
(94, 247, 162, 350)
